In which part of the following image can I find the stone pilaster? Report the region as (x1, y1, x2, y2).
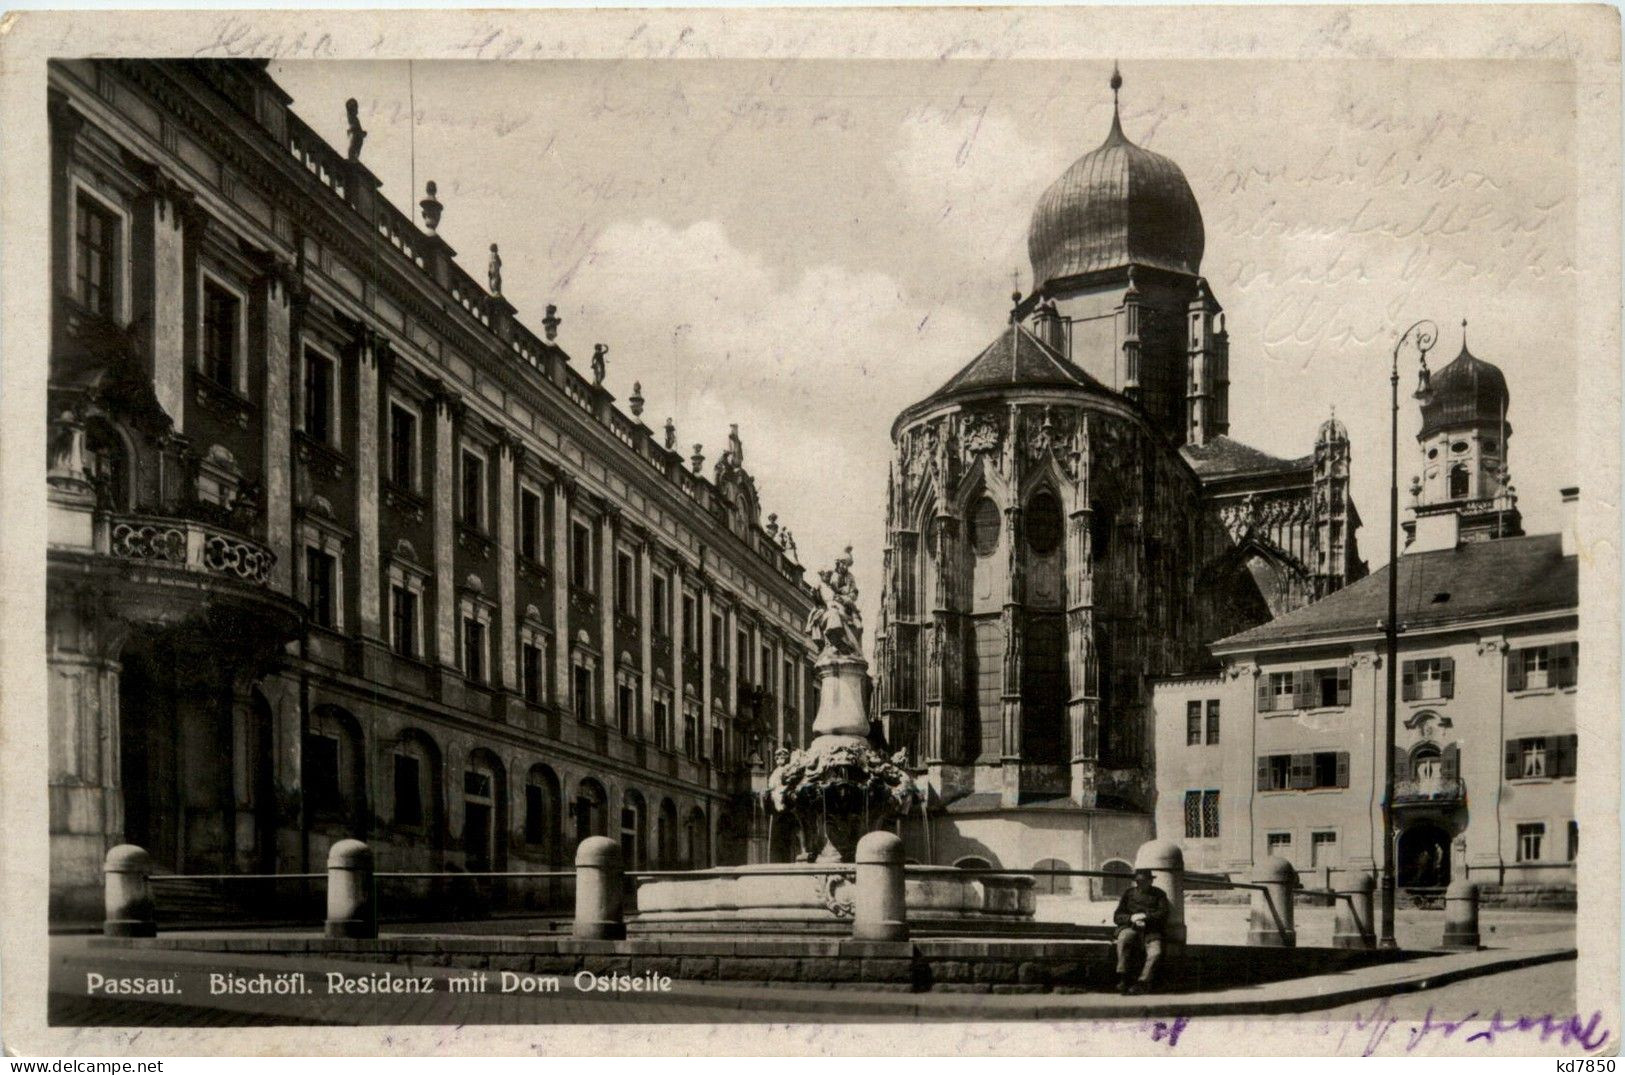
(698, 582, 713, 762)
(1001, 504, 1026, 805)
(550, 479, 572, 707)
(355, 334, 382, 640)
(724, 601, 738, 766)
(431, 388, 460, 667)
(771, 634, 784, 746)
(1066, 497, 1100, 805)
(671, 562, 687, 733)
(599, 509, 617, 727)
(255, 256, 296, 595)
(495, 433, 520, 691)
(638, 540, 653, 742)
(928, 512, 963, 766)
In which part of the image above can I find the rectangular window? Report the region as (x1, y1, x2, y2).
(1205, 699, 1221, 745)
(712, 613, 727, 667)
(1522, 737, 1547, 778)
(1310, 830, 1338, 868)
(305, 547, 337, 629)
(1312, 751, 1340, 788)
(462, 616, 486, 683)
(573, 664, 593, 723)
(460, 449, 485, 529)
(390, 584, 417, 657)
(1314, 666, 1352, 708)
(1402, 657, 1455, 701)
(304, 733, 341, 817)
(1186, 701, 1202, 746)
(1266, 832, 1292, 858)
(1524, 647, 1550, 689)
(1271, 672, 1295, 706)
(1183, 790, 1201, 839)
(1568, 819, 1579, 861)
(519, 488, 542, 561)
(393, 754, 423, 826)
(1516, 822, 1545, 863)
(571, 521, 593, 590)
(1268, 755, 1290, 791)
(388, 404, 417, 489)
(652, 574, 669, 635)
(1200, 790, 1220, 838)
(654, 696, 671, 749)
(683, 707, 699, 759)
(737, 629, 750, 679)
(75, 192, 119, 317)
(201, 279, 240, 387)
(616, 551, 635, 615)
(303, 348, 335, 445)
(522, 641, 543, 703)
(618, 682, 636, 737)
(683, 594, 699, 652)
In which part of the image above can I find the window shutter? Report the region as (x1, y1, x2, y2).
(1442, 743, 1459, 782)
(1440, 657, 1455, 699)
(1293, 672, 1310, 710)
(1506, 651, 1526, 692)
(1565, 733, 1579, 778)
(1555, 643, 1576, 689)
(1336, 666, 1352, 706)
(1393, 746, 1410, 783)
(1336, 751, 1350, 788)
(1256, 755, 1270, 792)
(1504, 739, 1520, 780)
(1289, 753, 1313, 790)
(1257, 675, 1272, 713)
(1401, 661, 1417, 702)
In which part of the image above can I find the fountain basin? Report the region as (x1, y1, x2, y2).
(632, 863, 1036, 925)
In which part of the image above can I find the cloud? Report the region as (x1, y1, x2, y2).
(557, 217, 986, 631)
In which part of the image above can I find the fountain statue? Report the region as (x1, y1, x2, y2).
(765, 548, 918, 862)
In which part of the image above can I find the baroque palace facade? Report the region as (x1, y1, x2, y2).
(874, 72, 1366, 878)
(45, 59, 818, 921)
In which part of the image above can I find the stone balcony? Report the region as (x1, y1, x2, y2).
(1393, 776, 1465, 807)
(107, 513, 276, 586)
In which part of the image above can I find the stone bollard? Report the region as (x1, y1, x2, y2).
(1332, 872, 1376, 949)
(1247, 855, 1297, 947)
(1442, 879, 1481, 948)
(1133, 839, 1187, 947)
(573, 835, 626, 940)
(325, 839, 377, 939)
(852, 831, 908, 941)
(103, 845, 156, 938)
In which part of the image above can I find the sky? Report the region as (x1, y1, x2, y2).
(270, 57, 1579, 634)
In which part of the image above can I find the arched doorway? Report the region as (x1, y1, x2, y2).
(656, 799, 678, 868)
(462, 750, 506, 873)
(1032, 857, 1073, 895)
(574, 779, 608, 846)
(685, 807, 709, 868)
(1098, 859, 1134, 899)
(620, 790, 647, 870)
(1398, 820, 1452, 888)
(524, 764, 562, 868)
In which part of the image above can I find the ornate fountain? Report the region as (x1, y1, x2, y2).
(632, 551, 1035, 931)
(765, 547, 919, 864)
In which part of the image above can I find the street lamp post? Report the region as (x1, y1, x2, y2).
(1379, 318, 1438, 950)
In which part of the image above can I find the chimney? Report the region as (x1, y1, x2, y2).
(1560, 486, 1579, 557)
(1409, 508, 1459, 555)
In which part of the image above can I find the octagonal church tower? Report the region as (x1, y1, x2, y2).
(875, 70, 1364, 875)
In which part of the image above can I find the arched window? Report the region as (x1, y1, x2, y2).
(524, 764, 561, 866)
(463, 749, 506, 873)
(84, 419, 133, 510)
(657, 798, 679, 868)
(305, 705, 365, 832)
(575, 779, 609, 843)
(1032, 857, 1072, 894)
(1099, 859, 1134, 899)
(391, 729, 443, 843)
(620, 790, 647, 870)
(1025, 491, 1063, 555)
(1449, 463, 1470, 499)
(953, 855, 994, 871)
(685, 807, 710, 868)
(969, 497, 1001, 558)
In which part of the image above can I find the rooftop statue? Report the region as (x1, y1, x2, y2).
(345, 98, 367, 162)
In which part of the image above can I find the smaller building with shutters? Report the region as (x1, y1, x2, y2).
(1154, 520, 1578, 895)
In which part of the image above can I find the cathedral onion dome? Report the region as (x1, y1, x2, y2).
(1418, 339, 1510, 439)
(1027, 71, 1205, 289)
(893, 322, 1105, 435)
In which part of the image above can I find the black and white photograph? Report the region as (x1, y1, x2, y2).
(0, 5, 1618, 1059)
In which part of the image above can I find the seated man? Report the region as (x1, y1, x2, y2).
(1112, 868, 1172, 994)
